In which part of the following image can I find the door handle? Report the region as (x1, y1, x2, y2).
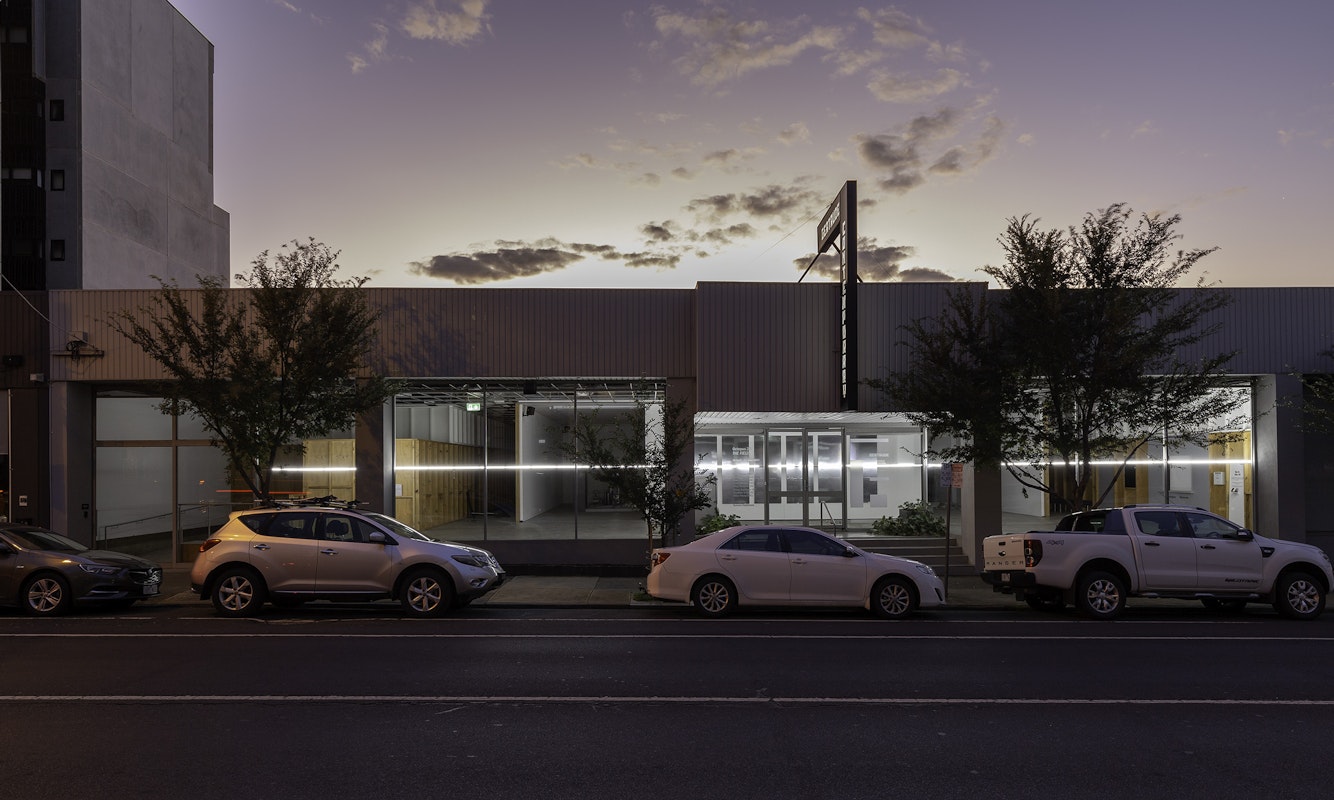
(320, 549, 339, 555)
(1200, 544, 1216, 550)
(253, 544, 270, 551)
(1144, 541, 1161, 547)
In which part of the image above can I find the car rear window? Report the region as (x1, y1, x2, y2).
(237, 512, 276, 534)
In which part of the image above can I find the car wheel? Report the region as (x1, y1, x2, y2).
(871, 575, 918, 619)
(1025, 592, 1065, 613)
(1201, 598, 1247, 612)
(402, 568, 455, 618)
(1273, 571, 1325, 621)
(211, 567, 267, 617)
(691, 575, 737, 618)
(22, 574, 72, 616)
(1075, 570, 1126, 620)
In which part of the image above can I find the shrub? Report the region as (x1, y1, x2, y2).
(870, 501, 947, 537)
(696, 512, 741, 536)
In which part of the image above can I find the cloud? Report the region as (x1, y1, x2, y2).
(867, 67, 965, 102)
(349, 22, 390, 73)
(400, 0, 491, 44)
(407, 236, 683, 284)
(349, 0, 490, 72)
(854, 109, 1000, 194)
(796, 238, 955, 282)
(777, 122, 811, 145)
(653, 7, 844, 87)
(1132, 119, 1158, 138)
(856, 7, 930, 49)
(687, 183, 822, 225)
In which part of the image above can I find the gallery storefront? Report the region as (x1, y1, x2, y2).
(3, 283, 1331, 568)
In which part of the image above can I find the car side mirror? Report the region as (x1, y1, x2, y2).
(368, 531, 388, 545)
(843, 547, 859, 558)
(0, 542, 13, 556)
(1236, 529, 1254, 541)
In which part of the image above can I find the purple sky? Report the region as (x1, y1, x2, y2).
(170, 0, 1334, 289)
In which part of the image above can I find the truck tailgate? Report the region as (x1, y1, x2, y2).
(983, 534, 1029, 571)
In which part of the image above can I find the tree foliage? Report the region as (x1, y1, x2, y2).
(556, 392, 715, 552)
(870, 204, 1246, 512)
(110, 239, 398, 501)
(1297, 347, 1334, 439)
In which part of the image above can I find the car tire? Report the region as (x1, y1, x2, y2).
(401, 568, 455, 618)
(691, 575, 737, 618)
(211, 567, 267, 617)
(870, 575, 918, 619)
(1025, 592, 1065, 613)
(22, 573, 72, 616)
(1272, 571, 1325, 621)
(1075, 569, 1127, 620)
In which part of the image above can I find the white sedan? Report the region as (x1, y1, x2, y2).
(647, 525, 945, 618)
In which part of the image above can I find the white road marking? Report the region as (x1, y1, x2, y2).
(3, 632, 1332, 641)
(0, 695, 1330, 706)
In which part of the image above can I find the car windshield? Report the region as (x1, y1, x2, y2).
(363, 512, 434, 542)
(5, 528, 88, 552)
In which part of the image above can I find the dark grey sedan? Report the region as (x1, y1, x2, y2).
(0, 524, 164, 615)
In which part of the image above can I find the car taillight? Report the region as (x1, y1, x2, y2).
(1024, 538, 1043, 567)
(650, 551, 671, 567)
(199, 538, 222, 553)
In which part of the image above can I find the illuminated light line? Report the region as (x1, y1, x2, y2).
(273, 459, 1253, 474)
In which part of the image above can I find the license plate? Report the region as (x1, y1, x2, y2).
(1000, 572, 1011, 582)
(143, 584, 160, 596)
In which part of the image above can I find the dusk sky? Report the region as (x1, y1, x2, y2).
(170, 0, 1334, 289)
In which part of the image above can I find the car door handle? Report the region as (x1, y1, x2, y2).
(253, 544, 271, 551)
(719, 554, 737, 561)
(1200, 544, 1216, 550)
(1144, 541, 1161, 547)
(320, 548, 339, 555)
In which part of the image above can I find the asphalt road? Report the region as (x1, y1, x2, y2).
(3, 604, 1332, 799)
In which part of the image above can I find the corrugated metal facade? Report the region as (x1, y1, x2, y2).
(0, 292, 49, 389)
(41, 282, 1334, 392)
(45, 287, 698, 383)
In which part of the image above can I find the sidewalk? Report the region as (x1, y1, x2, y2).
(153, 568, 1012, 609)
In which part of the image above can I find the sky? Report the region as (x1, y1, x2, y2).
(169, 0, 1334, 289)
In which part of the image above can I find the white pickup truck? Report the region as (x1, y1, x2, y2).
(982, 505, 1333, 620)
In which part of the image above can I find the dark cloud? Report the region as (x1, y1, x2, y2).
(640, 221, 676, 242)
(793, 237, 955, 283)
(855, 107, 999, 195)
(408, 247, 584, 285)
(408, 236, 681, 284)
(687, 183, 820, 224)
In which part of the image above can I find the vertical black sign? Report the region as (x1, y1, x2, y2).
(816, 181, 858, 411)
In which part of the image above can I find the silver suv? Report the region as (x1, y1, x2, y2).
(189, 499, 505, 617)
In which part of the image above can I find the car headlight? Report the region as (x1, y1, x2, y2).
(913, 562, 937, 578)
(452, 554, 488, 568)
(79, 564, 121, 576)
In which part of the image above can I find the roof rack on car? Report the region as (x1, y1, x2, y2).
(252, 496, 367, 510)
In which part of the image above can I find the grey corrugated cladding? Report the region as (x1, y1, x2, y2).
(39, 284, 1334, 388)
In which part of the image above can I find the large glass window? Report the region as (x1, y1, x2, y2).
(695, 414, 927, 534)
(95, 446, 172, 563)
(999, 386, 1255, 528)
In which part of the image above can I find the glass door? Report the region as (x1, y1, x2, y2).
(764, 429, 846, 529)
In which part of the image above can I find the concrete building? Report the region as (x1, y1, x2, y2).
(1, 0, 229, 291)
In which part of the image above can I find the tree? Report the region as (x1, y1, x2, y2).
(1300, 347, 1334, 435)
(870, 204, 1247, 513)
(110, 239, 398, 501)
(556, 392, 715, 554)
